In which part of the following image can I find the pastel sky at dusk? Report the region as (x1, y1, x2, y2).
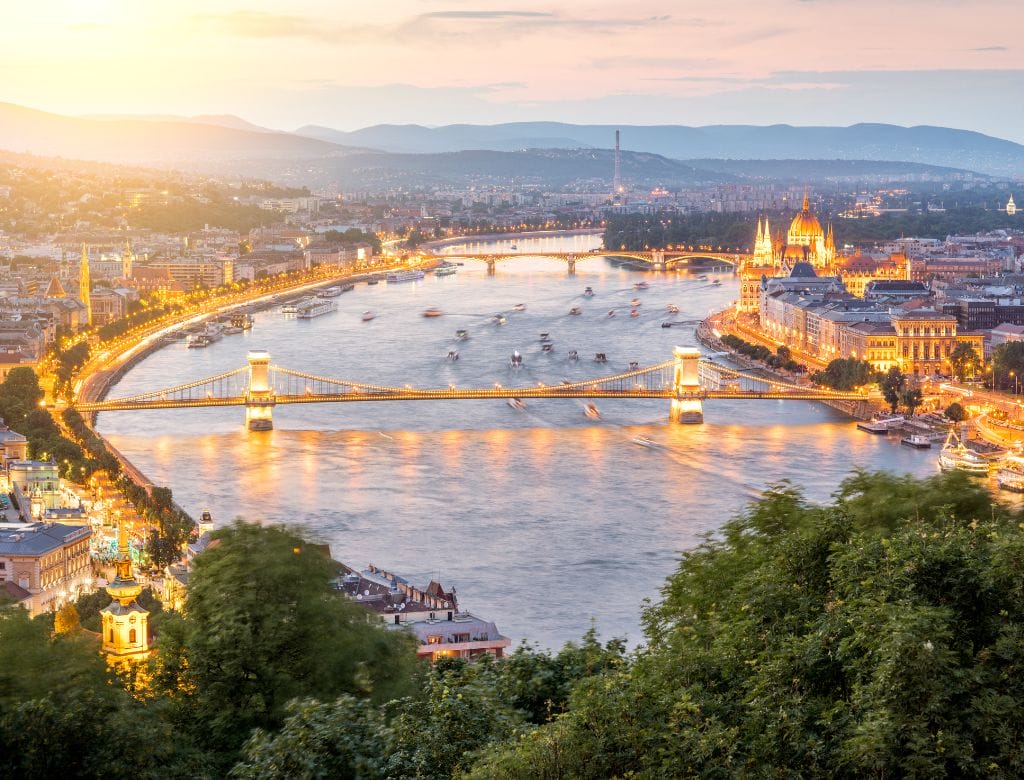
(3, 0, 1023, 140)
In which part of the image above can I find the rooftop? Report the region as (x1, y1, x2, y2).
(0, 523, 90, 556)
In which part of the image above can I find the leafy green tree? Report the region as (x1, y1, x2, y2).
(385, 662, 520, 780)
(944, 401, 967, 421)
(901, 386, 923, 416)
(231, 696, 388, 780)
(153, 521, 418, 767)
(52, 603, 80, 634)
(992, 341, 1024, 391)
(879, 366, 906, 413)
(948, 342, 980, 381)
(470, 471, 1024, 778)
(812, 358, 876, 391)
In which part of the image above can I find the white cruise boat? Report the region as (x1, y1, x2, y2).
(996, 446, 1024, 492)
(386, 269, 426, 282)
(296, 299, 338, 319)
(434, 265, 458, 277)
(937, 430, 991, 476)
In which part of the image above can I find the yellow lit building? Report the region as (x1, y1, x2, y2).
(99, 520, 149, 660)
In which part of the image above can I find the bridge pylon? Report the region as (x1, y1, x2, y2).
(566, 256, 576, 275)
(670, 346, 704, 424)
(485, 256, 496, 276)
(652, 250, 667, 272)
(245, 350, 275, 430)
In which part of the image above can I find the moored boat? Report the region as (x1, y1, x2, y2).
(434, 265, 458, 277)
(386, 269, 426, 282)
(900, 434, 932, 449)
(297, 299, 338, 319)
(996, 446, 1024, 492)
(937, 430, 991, 475)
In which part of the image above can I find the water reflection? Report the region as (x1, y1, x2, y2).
(99, 234, 942, 649)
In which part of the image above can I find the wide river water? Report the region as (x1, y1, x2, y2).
(98, 233, 939, 649)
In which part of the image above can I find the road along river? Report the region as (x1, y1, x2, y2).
(97, 233, 939, 649)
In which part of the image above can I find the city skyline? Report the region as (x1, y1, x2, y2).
(2, 1, 1023, 142)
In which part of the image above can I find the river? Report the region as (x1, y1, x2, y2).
(97, 232, 939, 650)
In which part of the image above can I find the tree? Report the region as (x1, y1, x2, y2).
(470, 471, 1024, 777)
(901, 387, 923, 416)
(232, 696, 389, 780)
(811, 358, 876, 391)
(152, 521, 418, 767)
(992, 341, 1024, 391)
(949, 342, 980, 381)
(879, 366, 906, 413)
(53, 603, 80, 634)
(944, 401, 967, 422)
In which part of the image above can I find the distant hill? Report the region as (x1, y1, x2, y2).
(0, 102, 346, 165)
(683, 158, 985, 182)
(321, 148, 733, 190)
(296, 122, 1024, 178)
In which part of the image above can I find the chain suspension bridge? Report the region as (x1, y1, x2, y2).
(75, 349, 879, 430)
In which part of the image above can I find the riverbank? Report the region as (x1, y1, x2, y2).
(697, 308, 877, 420)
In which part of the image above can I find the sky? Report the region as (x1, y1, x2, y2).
(3, 0, 1023, 141)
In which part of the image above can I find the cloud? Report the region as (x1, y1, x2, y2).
(971, 45, 1007, 51)
(188, 11, 371, 42)
(402, 10, 673, 39)
(418, 11, 556, 20)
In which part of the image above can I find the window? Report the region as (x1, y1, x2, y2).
(129, 628, 137, 644)
(427, 635, 443, 644)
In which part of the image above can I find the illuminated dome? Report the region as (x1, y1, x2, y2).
(788, 209, 823, 239)
(787, 192, 824, 244)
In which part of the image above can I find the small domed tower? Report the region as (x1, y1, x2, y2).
(99, 519, 149, 659)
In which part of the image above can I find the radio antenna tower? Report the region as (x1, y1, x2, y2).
(612, 129, 622, 199)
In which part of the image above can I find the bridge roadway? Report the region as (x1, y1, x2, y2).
(430, 249, 748, 270)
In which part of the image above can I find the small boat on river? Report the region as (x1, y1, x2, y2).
(569, 307, 582, 315)
(513, 303, 527, 312)
(585, 403, 600, 419)
(455, 329, 469, 340)
(422, 308, 444, 317)
(634, 281, 649, 290)
(362, 310, 376, 321)
(900, 434, 932, 449)
(666, 303, 679, 314)
(510, 351, 523, 368)
(996, 446, 1024, 492)
(507, 397, 525, 410)
(937, 430, 991, 475)
(583, 287, 595, 297)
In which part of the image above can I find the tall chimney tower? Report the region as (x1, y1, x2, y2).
(612, 130, 622, 199)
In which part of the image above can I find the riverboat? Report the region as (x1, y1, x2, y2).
(434, 265, 458, 277)
(492, 314, 507, 325)
(366, 277, 380, 285)
(507, 397, 526, 410)
(510, 244, 518, 251)
(455, 329, 469, 340)
(630, 309, 640, 318)
(584, 403, 600, 419)
(583, 287, 595, 297)
(594, 353, 607, 363)
(634, 281, 649, 290)
(542, 343, 554, 352)
(513, 303, 527, 312)
(856, 416, 904, 435)
(937, 430, 991, 475)
(569, 307, 582, 315)
(711, 279, 722, 286)
(633, 435, 657, 448)
(297, 299, 338, 319)
(630, 298, 641, 307)
(186, 334, 210, 348)
(422, 308, 444, 317)
(510, 351, 523, 368)
(539, 333, 550, 341)
(697, 275, 708, 281)
(568, 350, 579, 361)
(446, 350, 459, 361)
(229, 312, 254, 330)
(607, 310, 616, 317)
(386, 269, 425, 282)
(900, 434, 932, 449)
(317, 286, 344, 298)
(281, 300, 303, 314)
(996, 447, 1024, 492)
(361, 310, 376, 321)
(666, 304, 679, 313)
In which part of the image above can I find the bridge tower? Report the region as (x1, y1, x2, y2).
(670, 346, 704, 424)
(245, 351, 275, 431)
(652, 250, 666, 272)
(566, 255, 576, 275)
